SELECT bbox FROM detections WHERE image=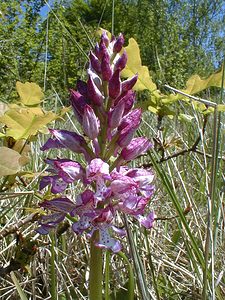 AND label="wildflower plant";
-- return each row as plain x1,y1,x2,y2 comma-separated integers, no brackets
37,32,155,299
